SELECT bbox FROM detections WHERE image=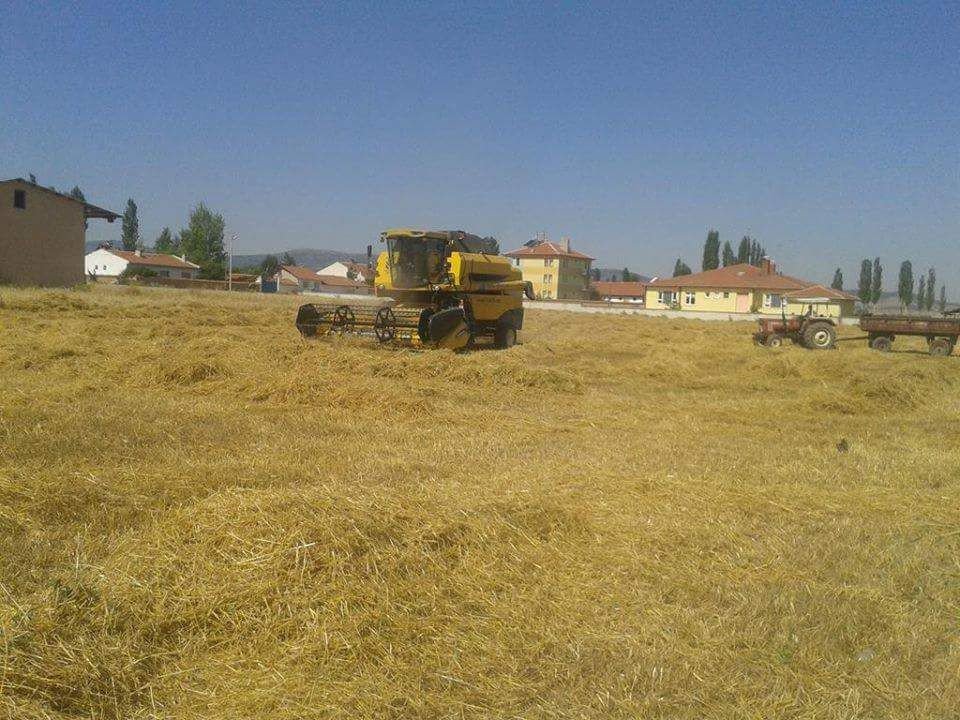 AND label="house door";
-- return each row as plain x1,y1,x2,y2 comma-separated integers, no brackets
736,293,751,312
